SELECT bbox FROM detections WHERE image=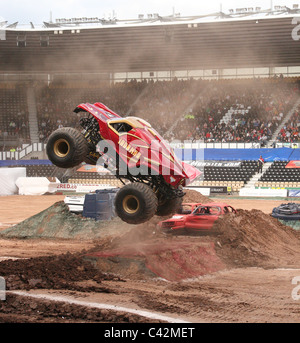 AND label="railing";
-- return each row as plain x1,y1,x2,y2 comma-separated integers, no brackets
0,143,46,160
1,65,300,83
169,141,262,149
0,141,264,161
4,140,298,161
273,142,300,148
